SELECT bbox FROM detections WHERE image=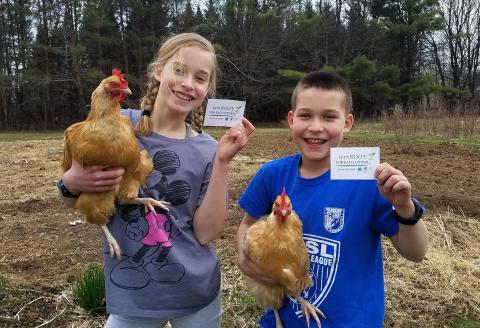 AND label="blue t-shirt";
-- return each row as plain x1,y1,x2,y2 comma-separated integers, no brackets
238,153,400,328
103,109,221,318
